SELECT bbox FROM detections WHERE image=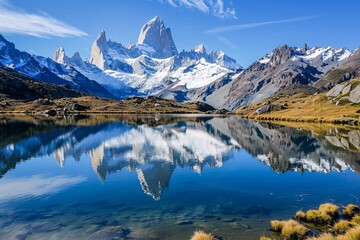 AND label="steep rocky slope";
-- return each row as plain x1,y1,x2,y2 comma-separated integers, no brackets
205,44,355,110
0,35,114,99
0,66,82,101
